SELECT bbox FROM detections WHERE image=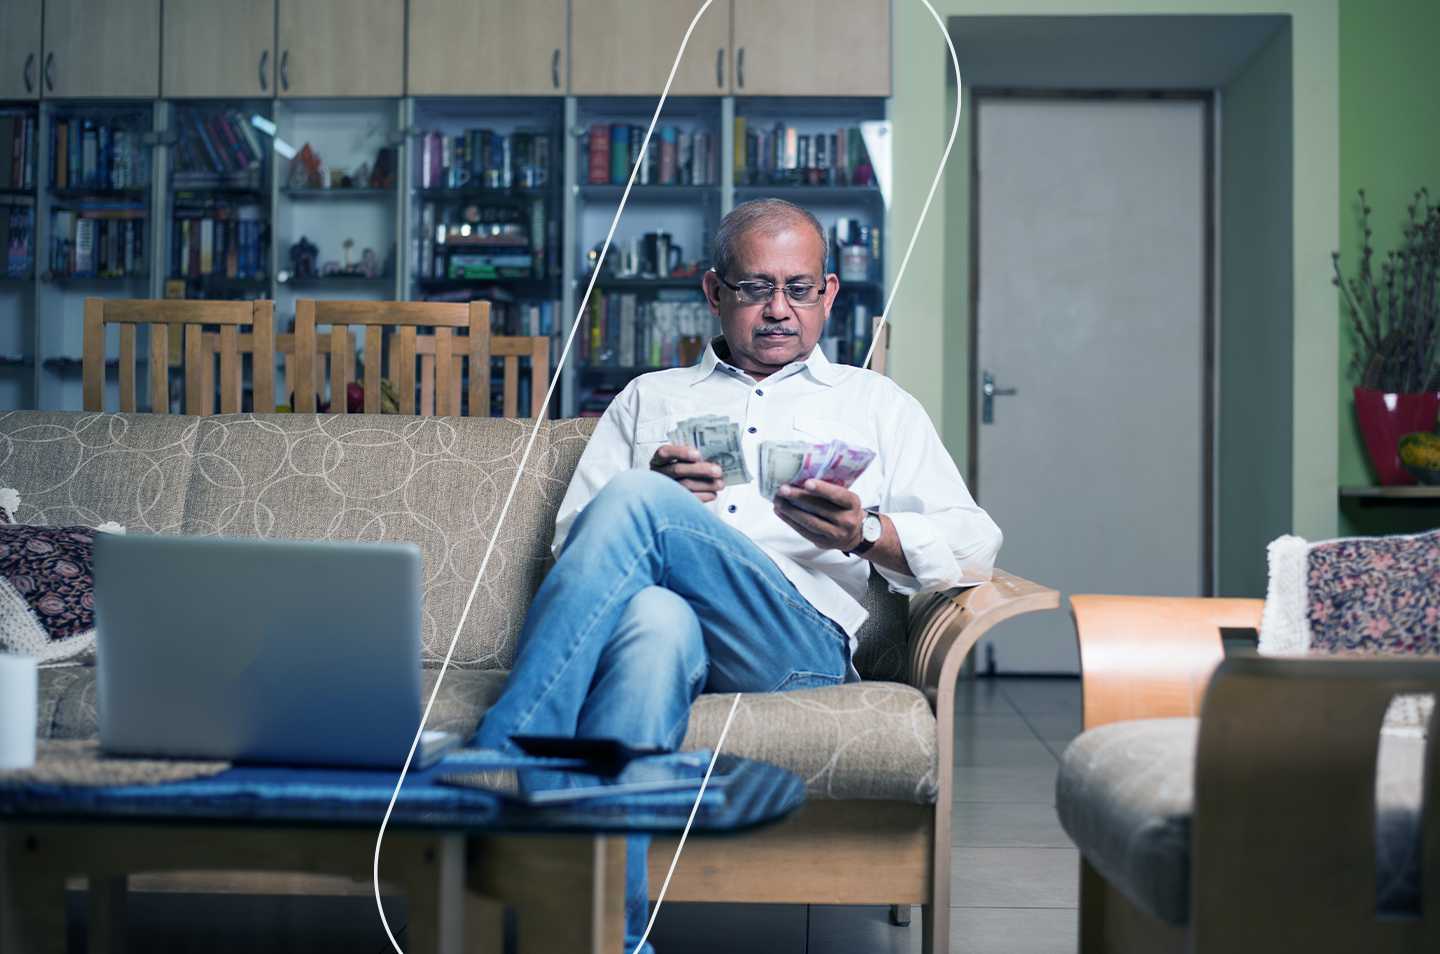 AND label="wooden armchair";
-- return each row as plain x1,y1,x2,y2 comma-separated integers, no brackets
650,570,1061,954
1067,595,1440,954
409,332,551,418
82,298,274,415
200,330,356,413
